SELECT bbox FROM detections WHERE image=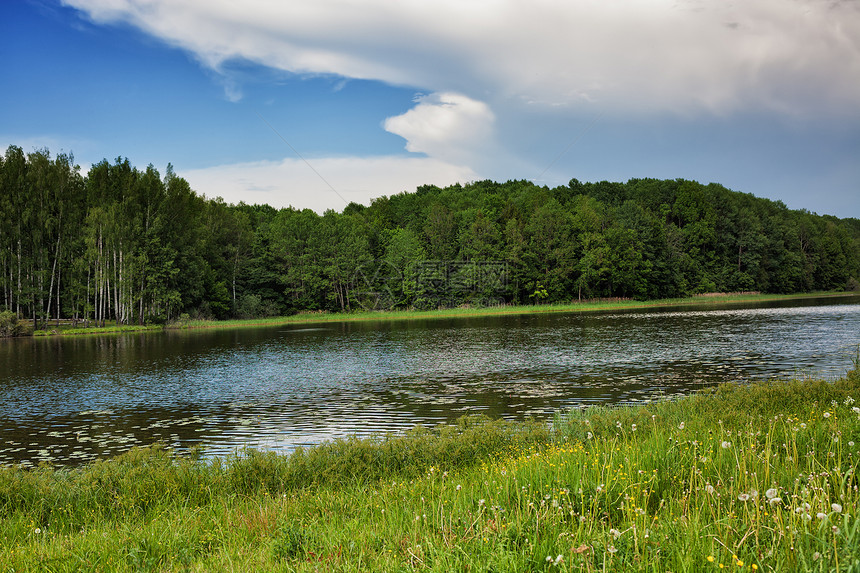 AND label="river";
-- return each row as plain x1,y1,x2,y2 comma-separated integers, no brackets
1,295,859,467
